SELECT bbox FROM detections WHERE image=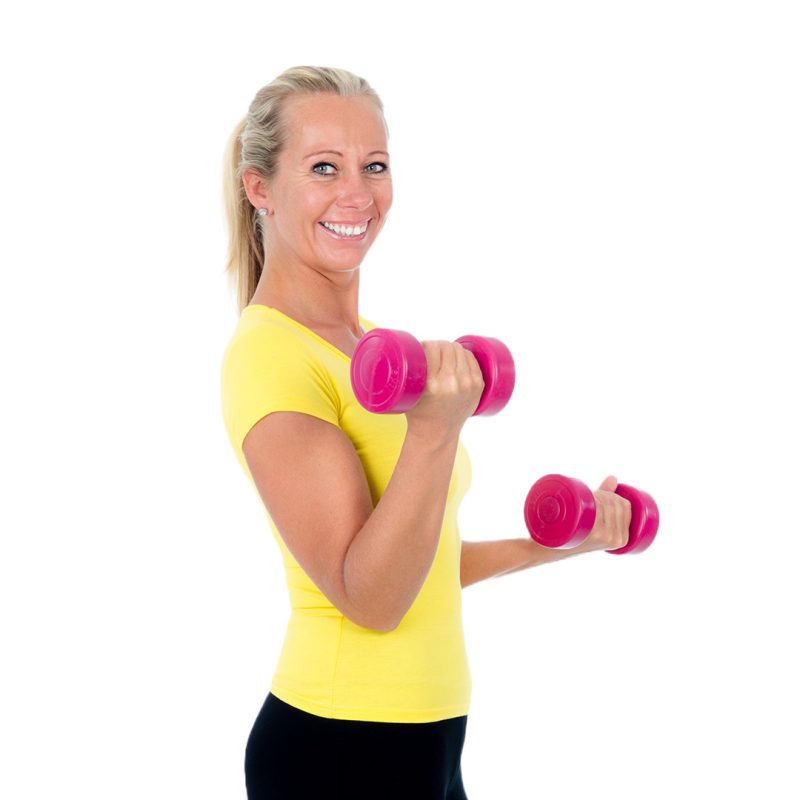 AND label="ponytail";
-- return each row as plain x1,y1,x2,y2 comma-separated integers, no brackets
222,117,264,313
